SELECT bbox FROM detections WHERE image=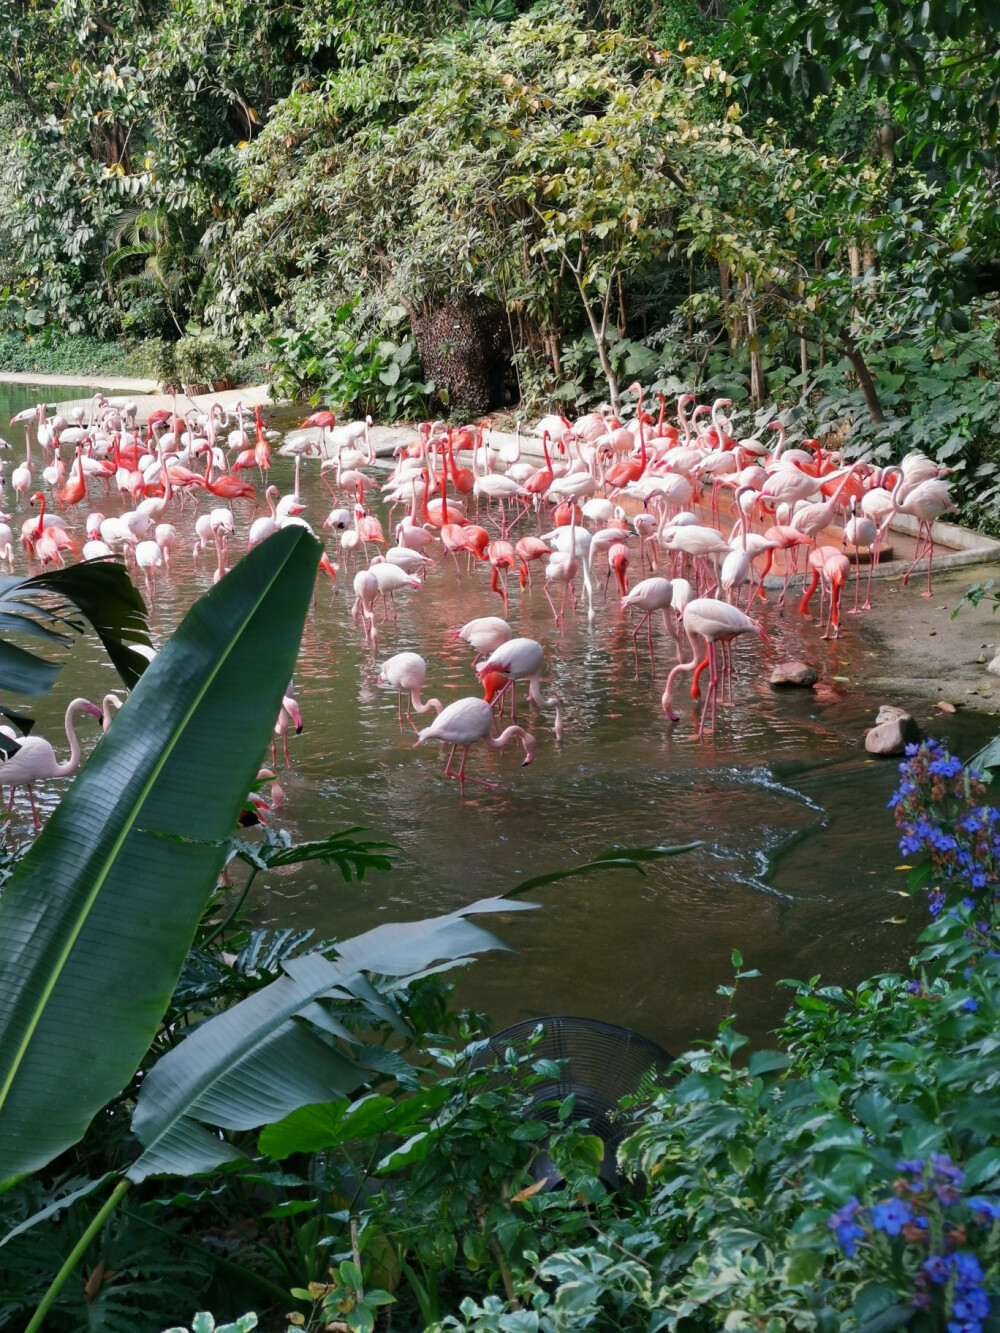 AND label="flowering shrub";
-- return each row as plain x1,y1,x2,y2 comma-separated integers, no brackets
829,1155,1000,1333
890,740,1000,918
